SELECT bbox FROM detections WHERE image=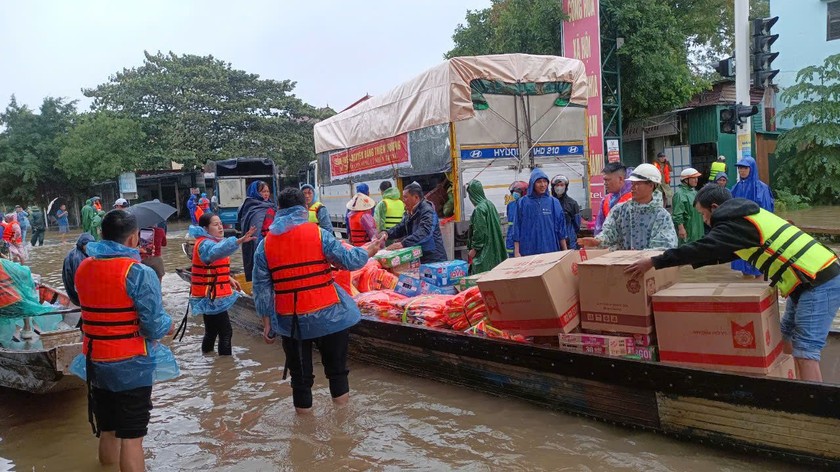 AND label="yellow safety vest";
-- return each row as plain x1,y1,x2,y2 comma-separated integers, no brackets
383,199,405,230
734,209,838,297
308,201,323,224
709,161,727,181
